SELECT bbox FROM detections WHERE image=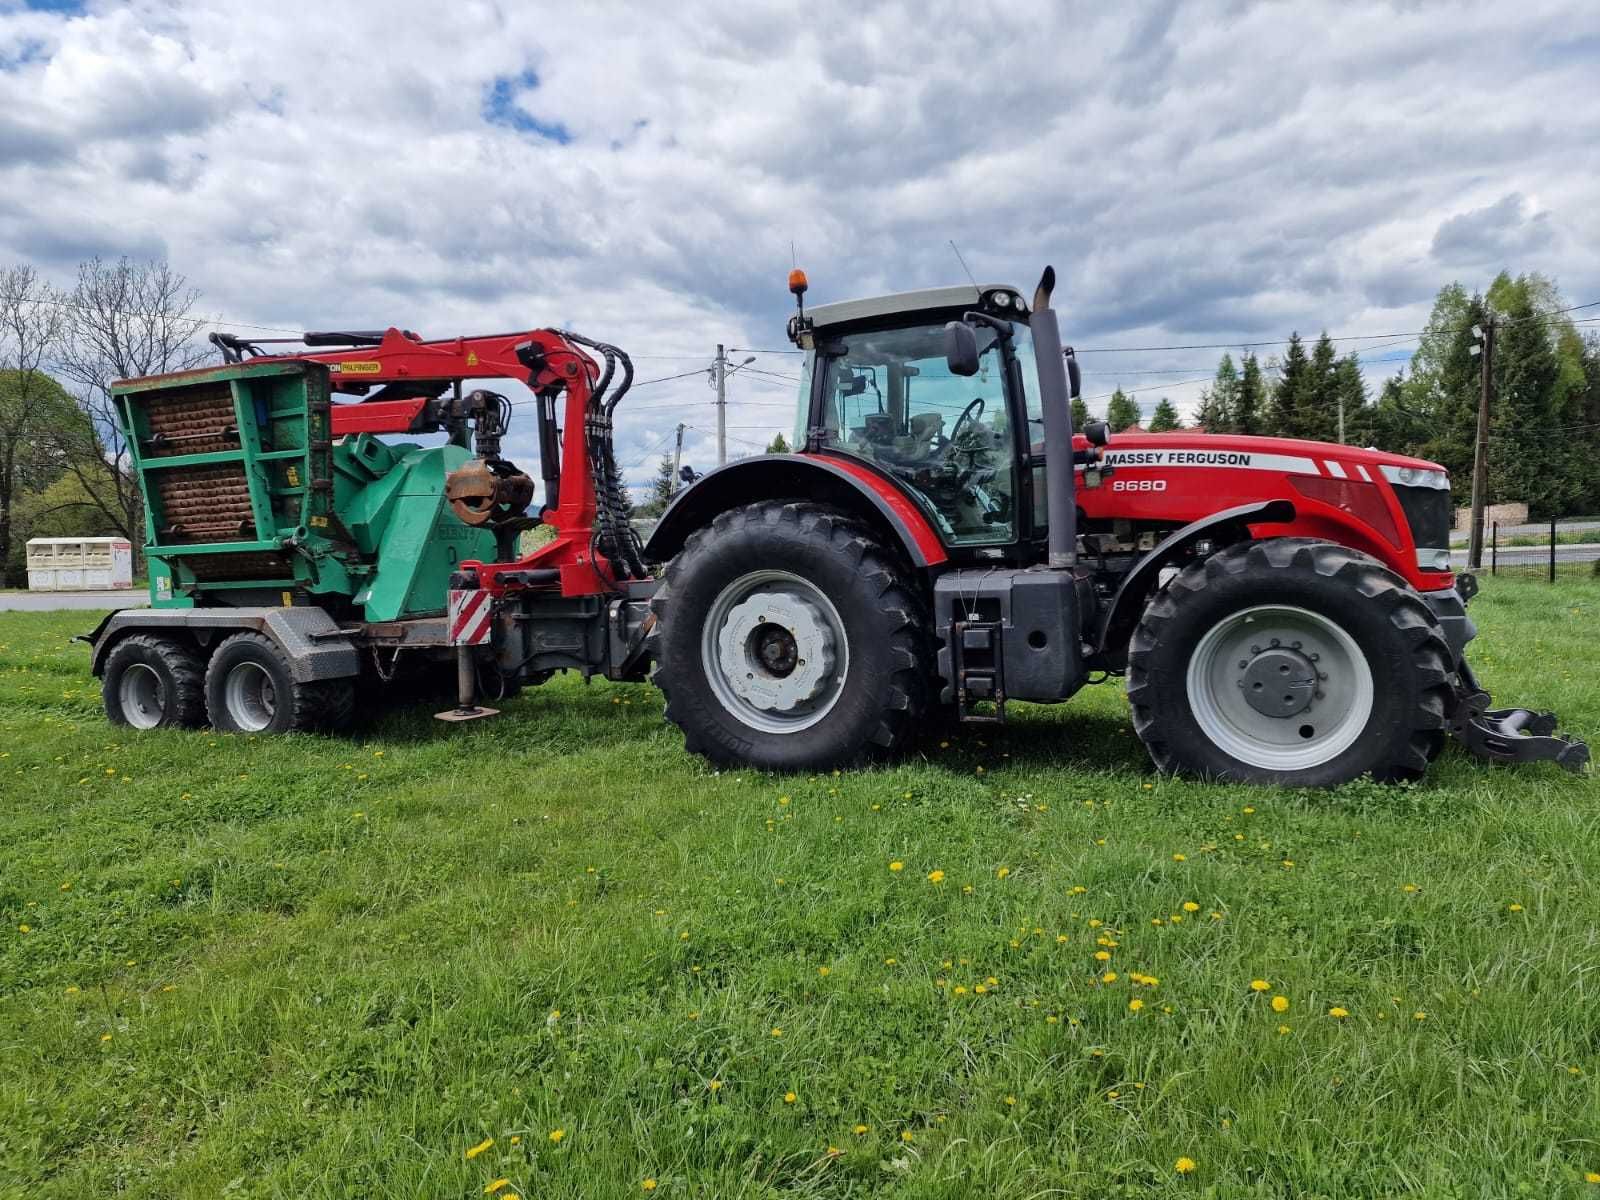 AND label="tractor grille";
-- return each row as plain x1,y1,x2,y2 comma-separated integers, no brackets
1393,484,1452,551
151,464,256,543
141,383,240,457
